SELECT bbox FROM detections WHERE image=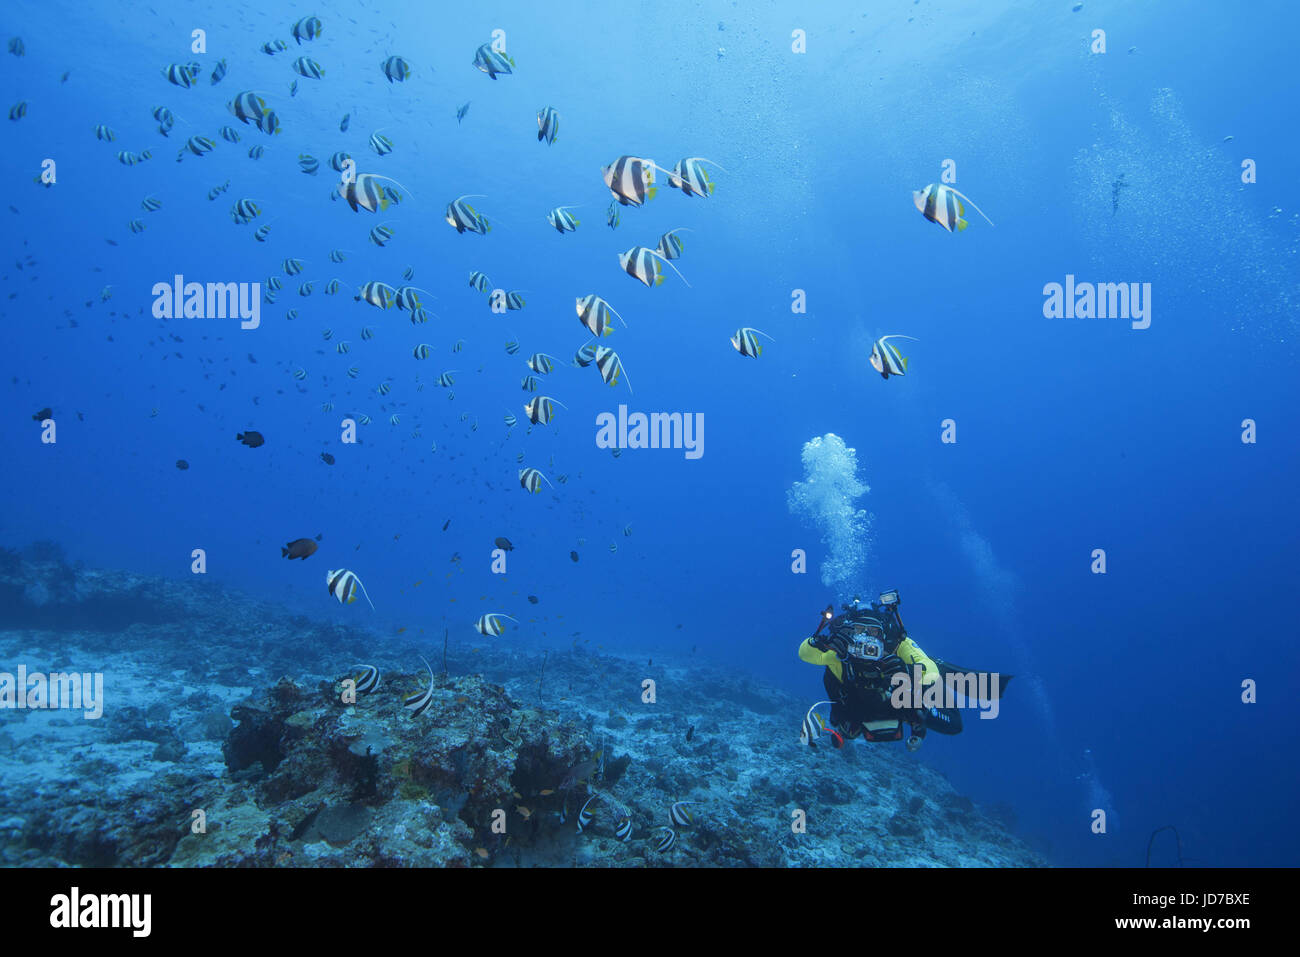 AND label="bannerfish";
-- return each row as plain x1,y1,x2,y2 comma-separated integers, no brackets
327,568,375,609
869,335,918,379
912,183,994,233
